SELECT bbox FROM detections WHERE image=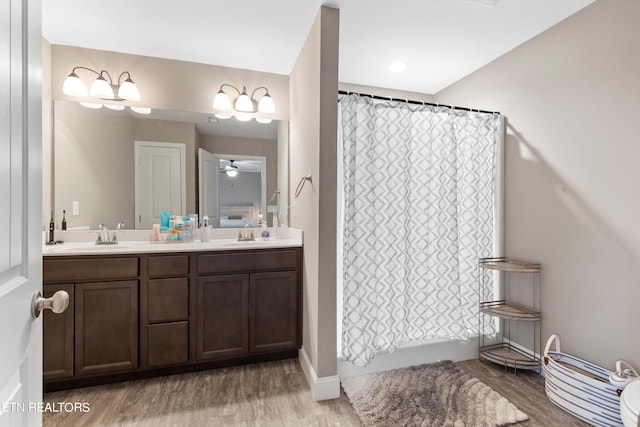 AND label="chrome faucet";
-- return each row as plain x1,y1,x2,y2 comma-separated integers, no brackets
113,222,126,244
237,223,255,241
96,223,120,245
